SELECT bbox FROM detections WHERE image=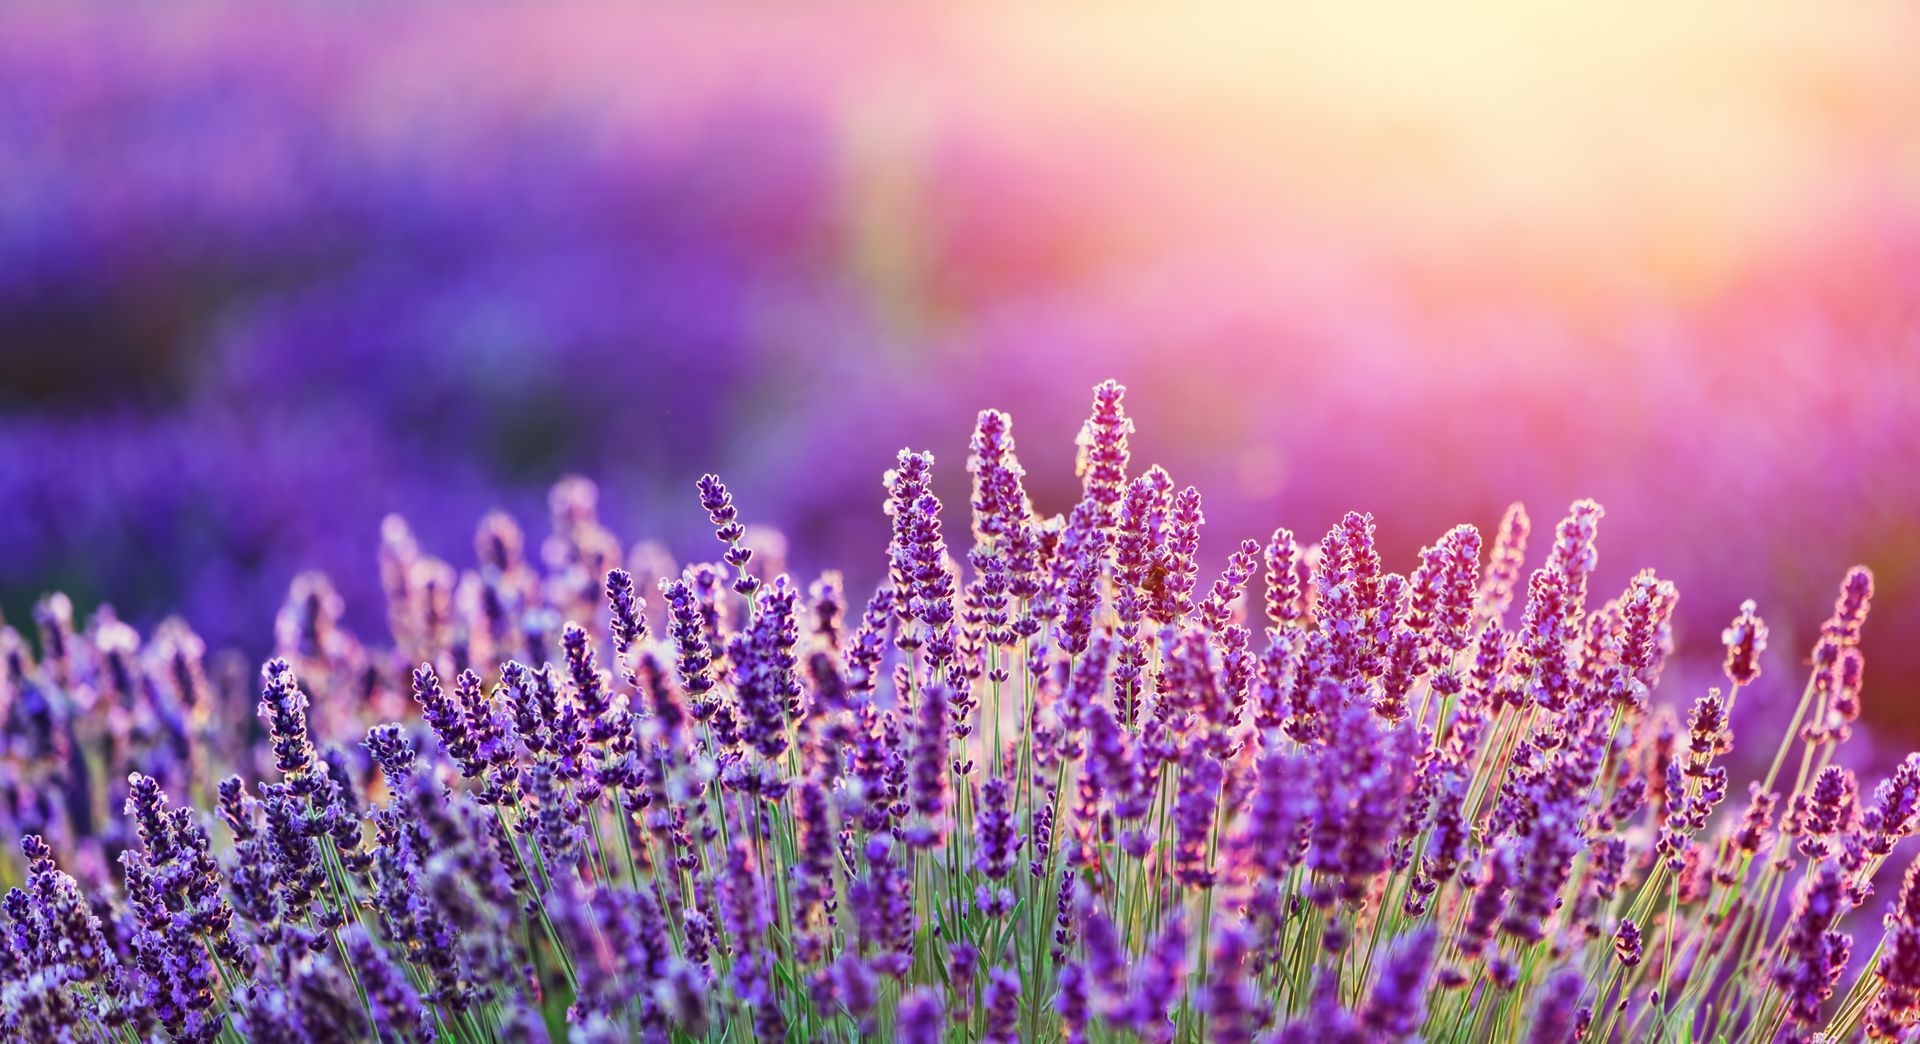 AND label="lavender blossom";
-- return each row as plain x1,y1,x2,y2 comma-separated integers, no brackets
972,776,1021,880
1362,926,1436,1039
0,380,1910,1044
1721,598,1768,687
897,986,945,1044
257,658,317,785
1524,968,1586,1044
1075,379,1132,532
